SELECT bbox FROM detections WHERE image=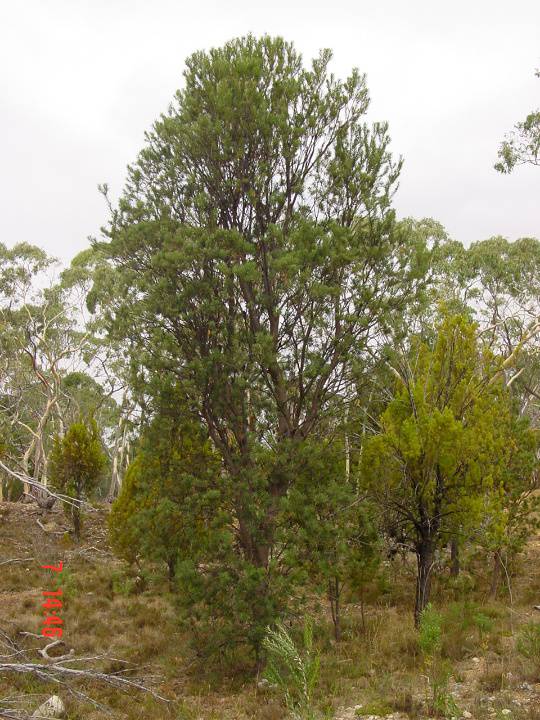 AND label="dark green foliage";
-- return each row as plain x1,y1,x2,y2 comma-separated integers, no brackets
66,33,540,673
110,387,285,657
283,436,380,640
109,386,222,581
